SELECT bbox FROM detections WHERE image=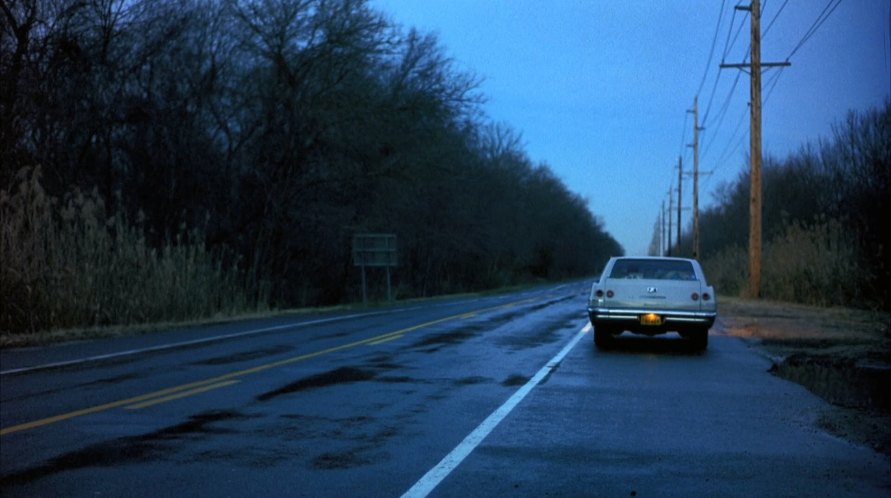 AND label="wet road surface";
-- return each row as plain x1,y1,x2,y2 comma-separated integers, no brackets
1,283,889,497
